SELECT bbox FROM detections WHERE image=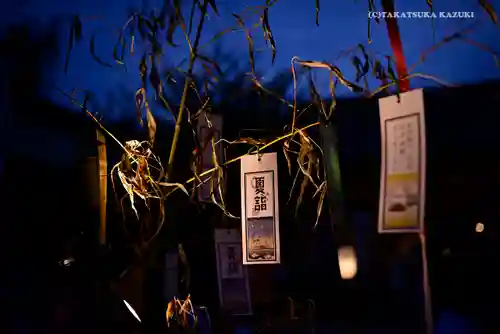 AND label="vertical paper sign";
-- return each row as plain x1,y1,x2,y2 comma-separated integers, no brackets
378,89,426,233
214,229,252,315
197,112,223,202
240,152,281,264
